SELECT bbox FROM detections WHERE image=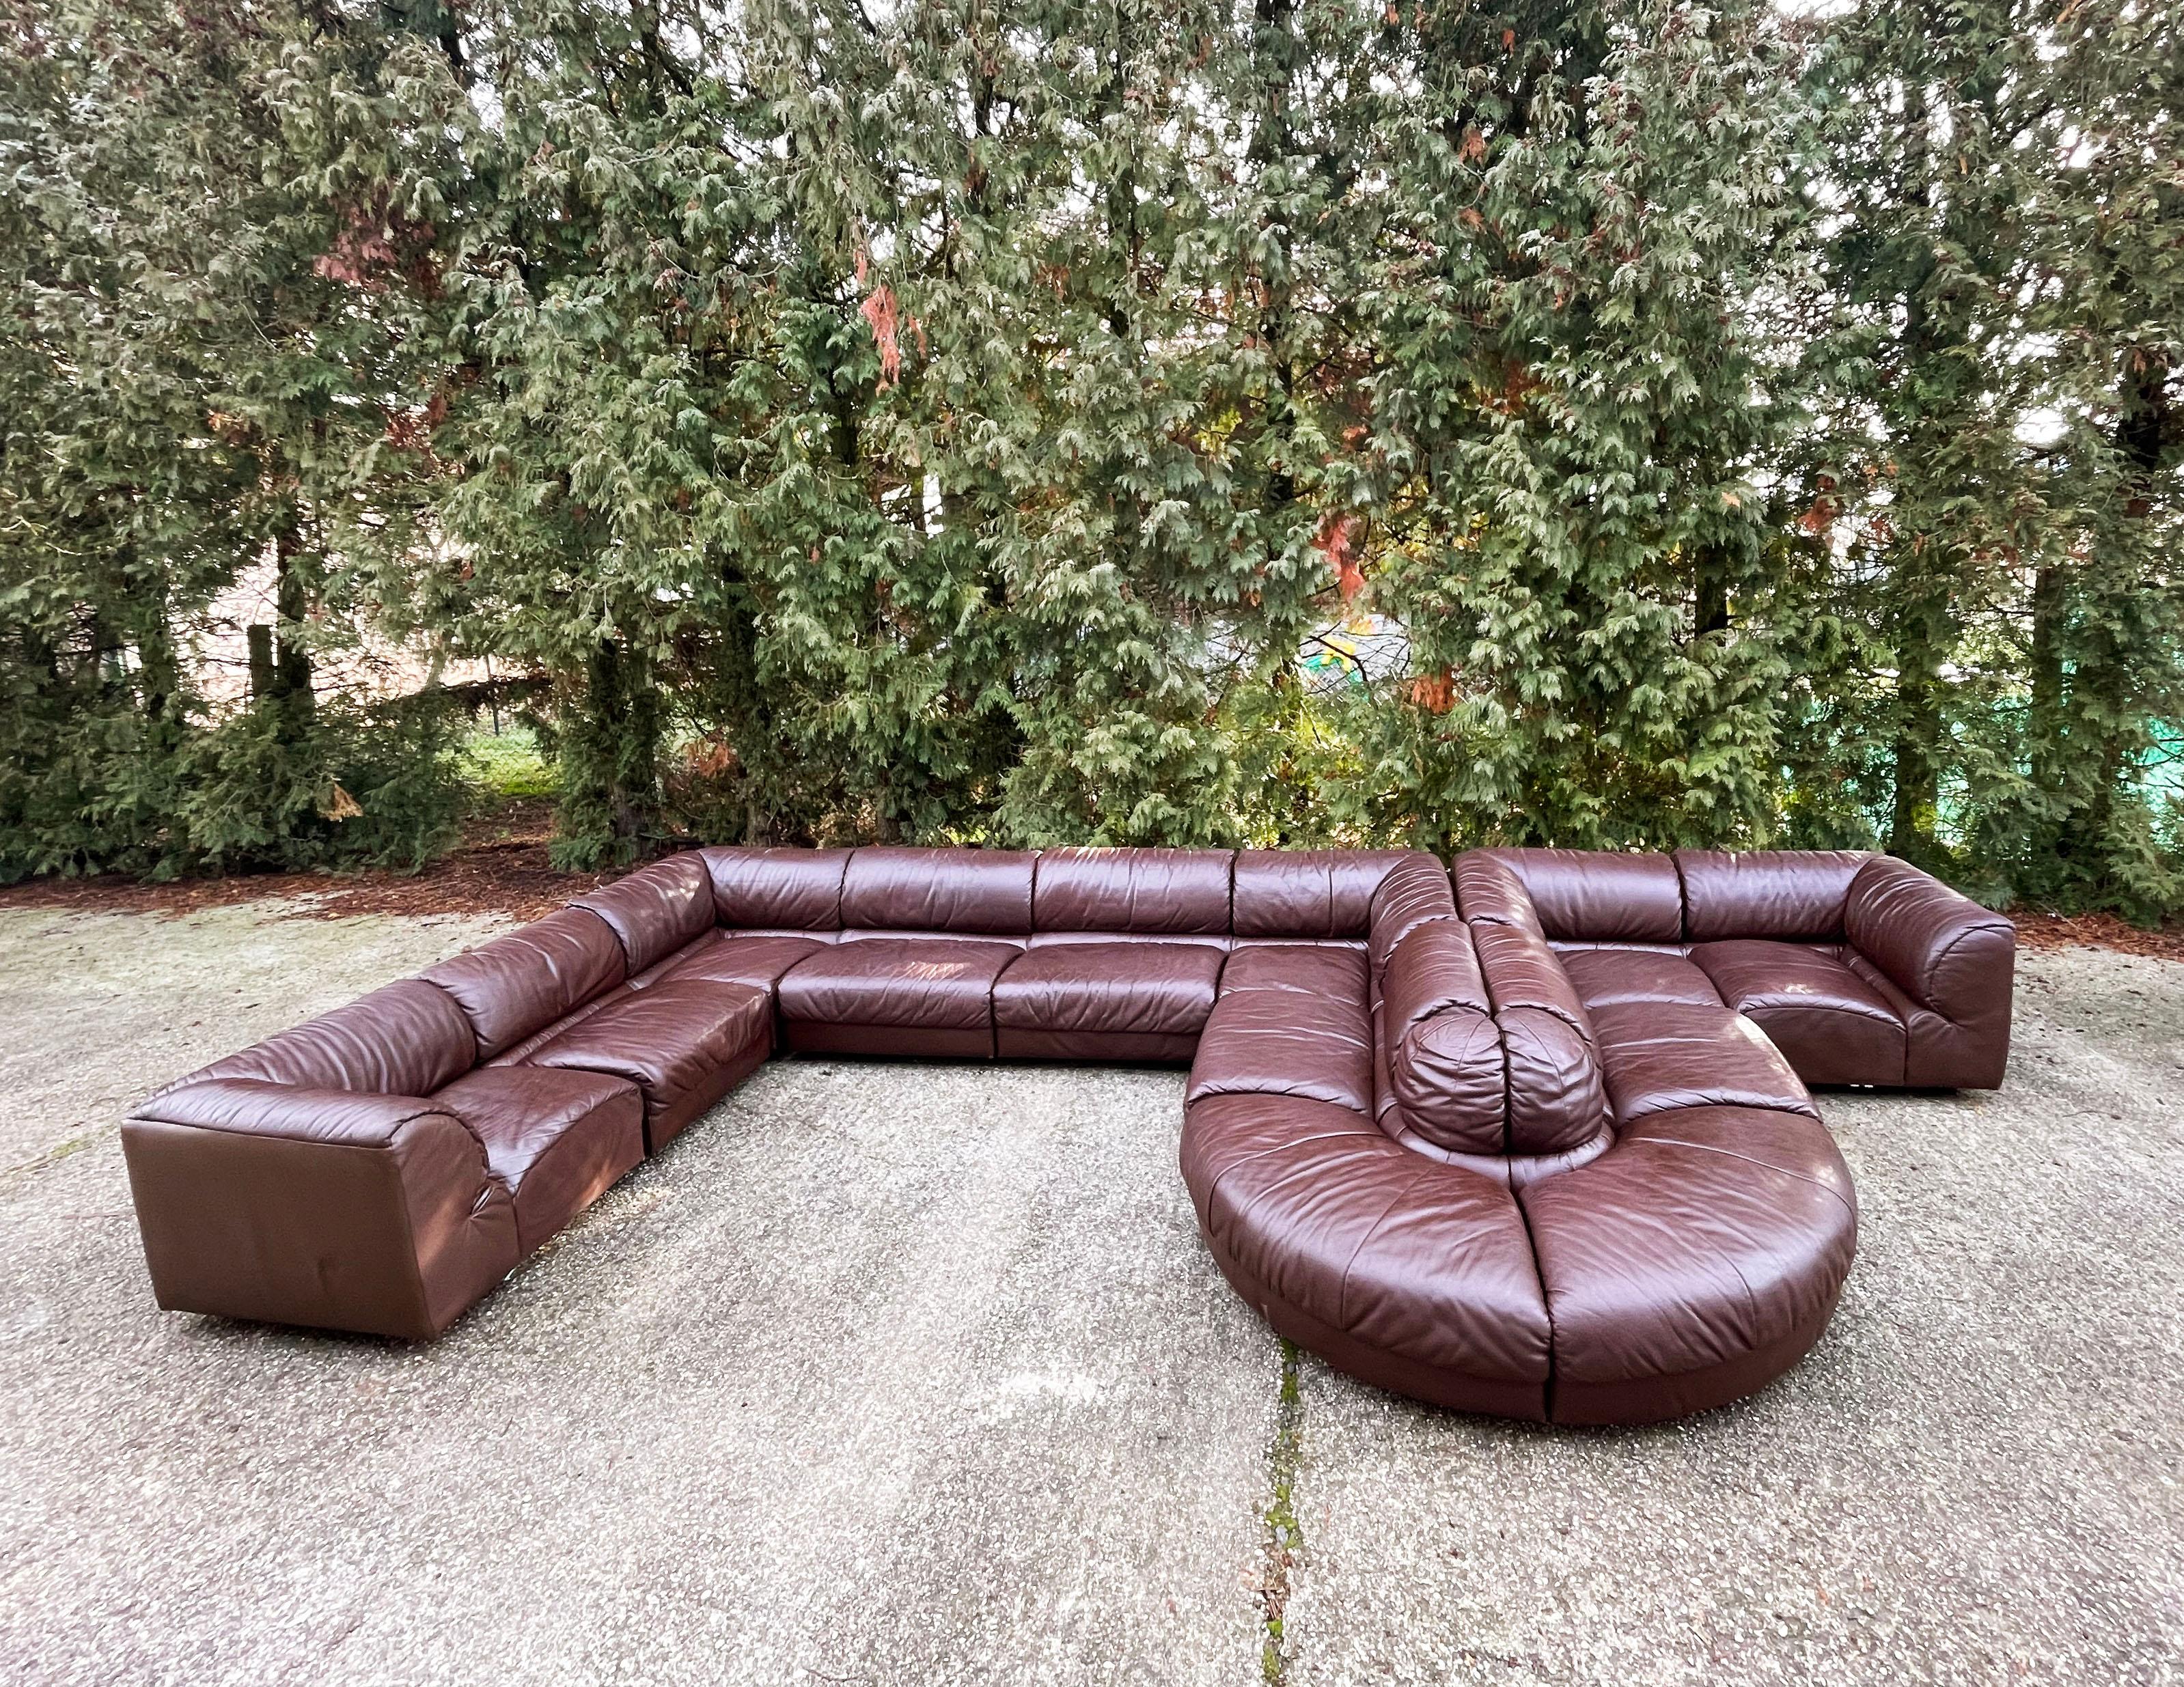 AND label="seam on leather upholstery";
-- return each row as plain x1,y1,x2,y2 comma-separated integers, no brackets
389,1113,473,1336
1635,1134,1857,1216
378,1126,437,1335
565,902,630,967
1743,994,1900,1027
1333,1165,1433,1331
413,972,495,1079
1510,1172,1556,1413
1496,975,1515,1158
381,989,501,1168
129,1090,451,1143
